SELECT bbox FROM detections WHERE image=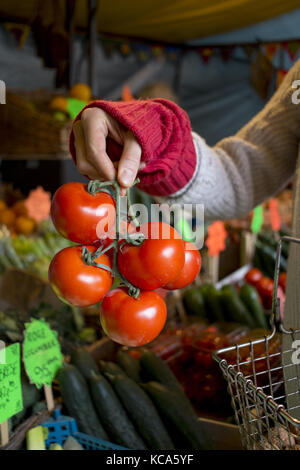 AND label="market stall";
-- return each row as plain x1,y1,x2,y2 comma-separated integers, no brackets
1,0,300,455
